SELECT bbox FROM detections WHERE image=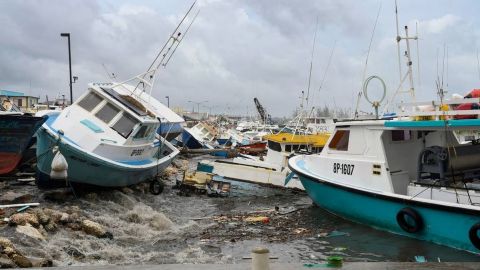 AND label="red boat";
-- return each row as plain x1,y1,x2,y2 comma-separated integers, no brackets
0,113,48,175
236,142,267,155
